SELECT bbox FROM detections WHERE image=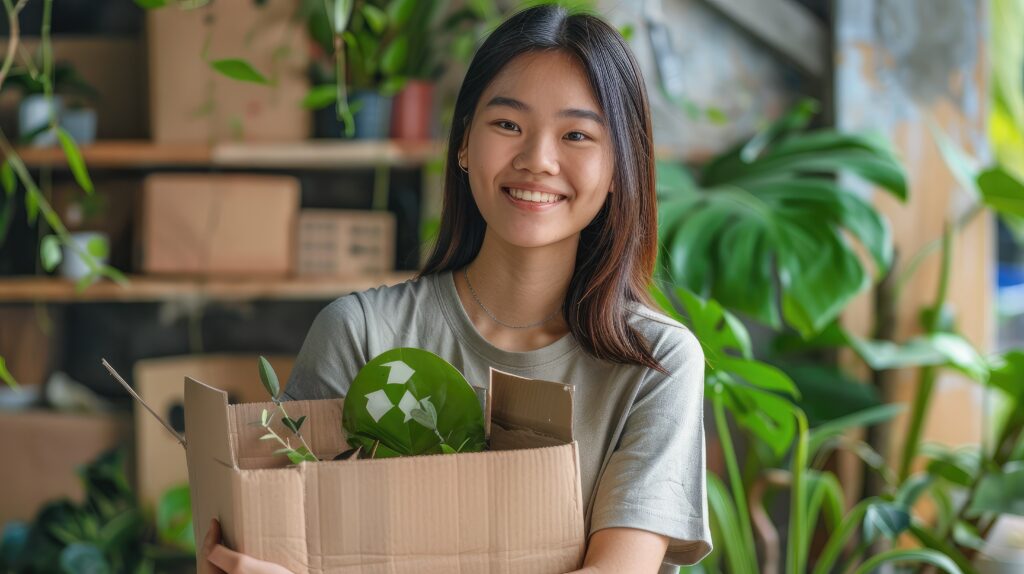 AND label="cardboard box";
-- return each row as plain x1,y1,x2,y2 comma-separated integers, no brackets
0,306,57,387
184,369,585,573
0,410,130,525
147,0,310,144
296,210,396,277
134,355,295,509
139,174,299,276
